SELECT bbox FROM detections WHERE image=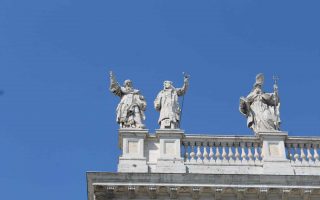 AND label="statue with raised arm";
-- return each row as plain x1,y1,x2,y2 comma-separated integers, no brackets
239,73,280,134
154,74,189,129
109,71,146,129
